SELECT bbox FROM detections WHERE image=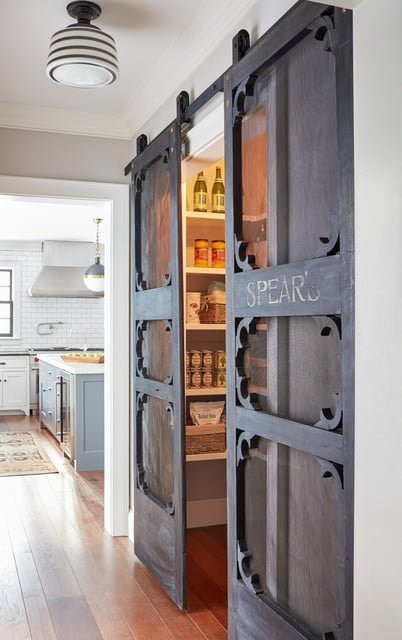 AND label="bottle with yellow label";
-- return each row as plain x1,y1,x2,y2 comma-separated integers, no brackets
212,167,225,213
193,172,207,212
